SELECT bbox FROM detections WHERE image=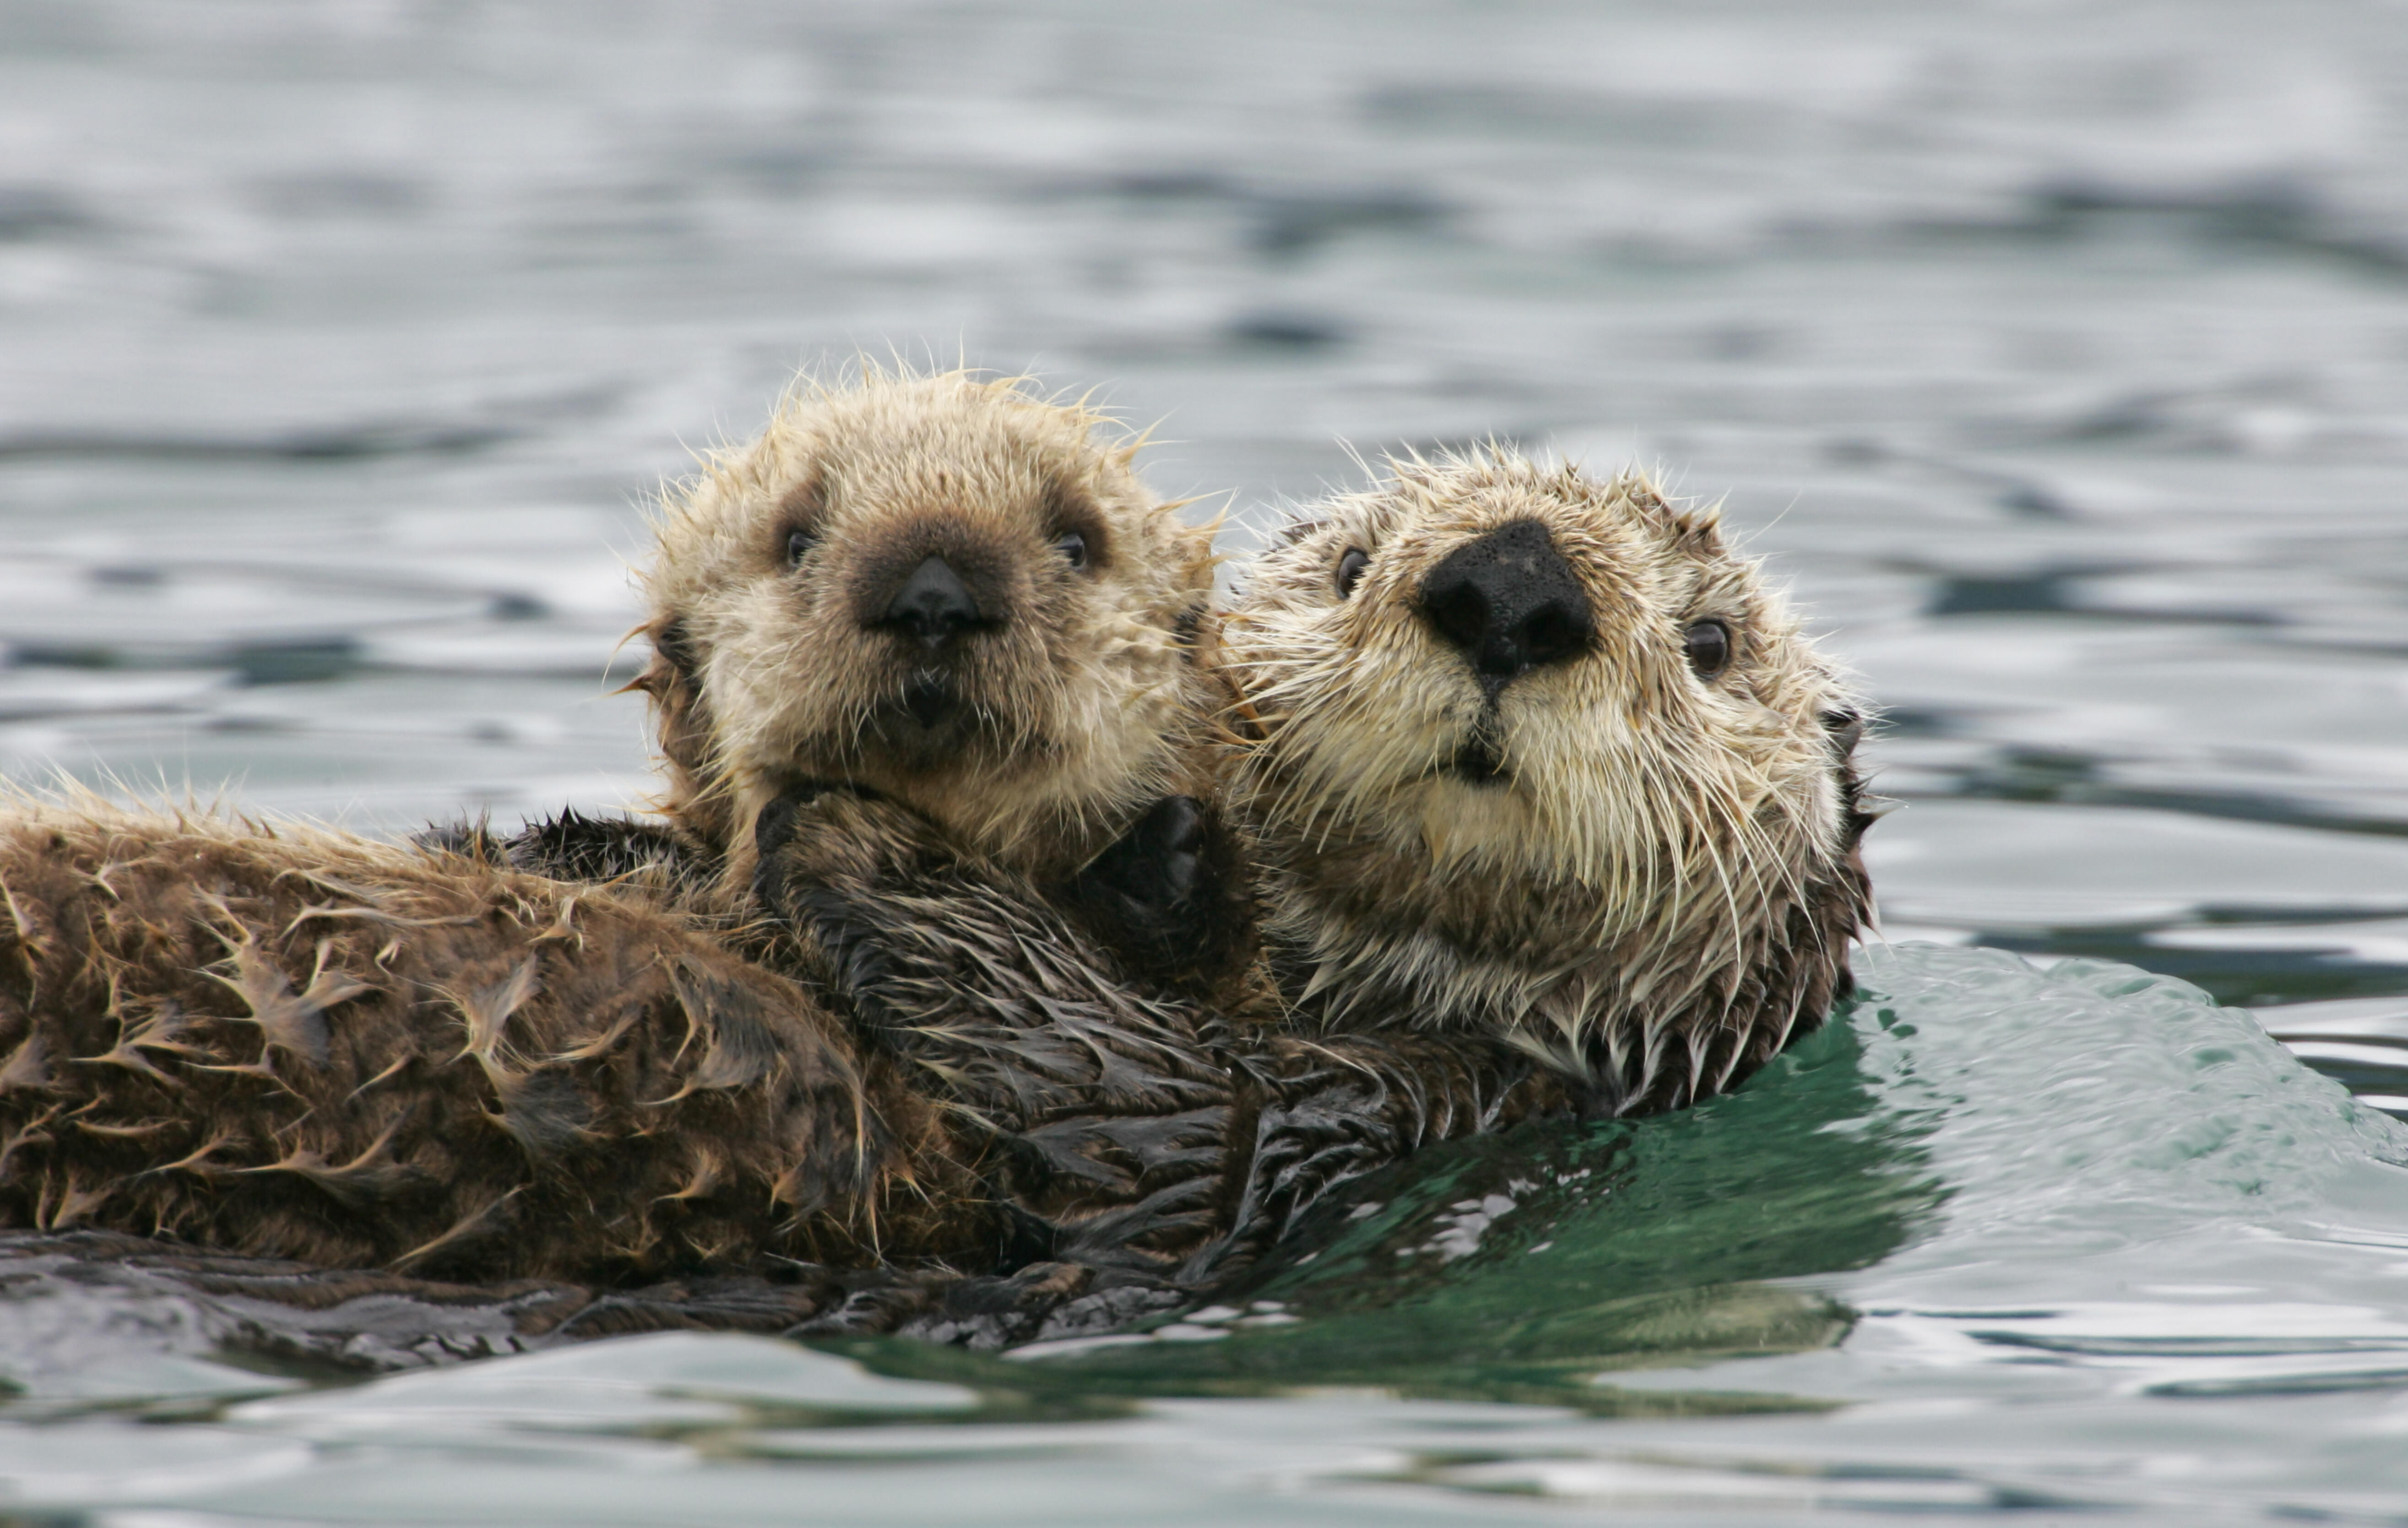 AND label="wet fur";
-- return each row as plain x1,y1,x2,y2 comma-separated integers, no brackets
0,402,1757,1335
1226,450,1875,1115
0,800,997,1283
0,368,1290,1300
751,789,1582,1299
0,788,1562,1315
